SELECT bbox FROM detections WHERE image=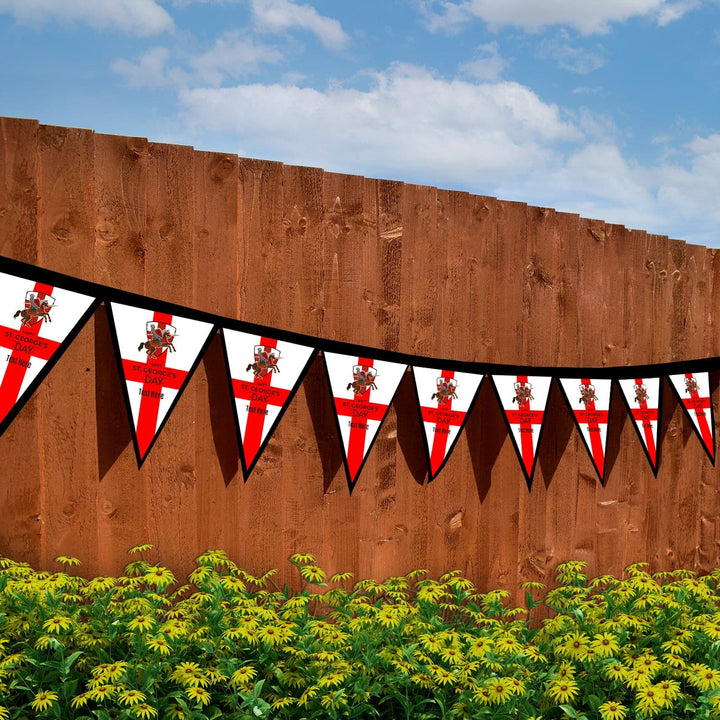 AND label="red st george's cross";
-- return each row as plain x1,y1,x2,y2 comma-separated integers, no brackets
0,282,60,424
630,377,659,467
335,357,388,483
421,370,467,477
232,337,290,469
502,375,545,479
682,372,714,459
121,311,187,459
574,377,610,478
